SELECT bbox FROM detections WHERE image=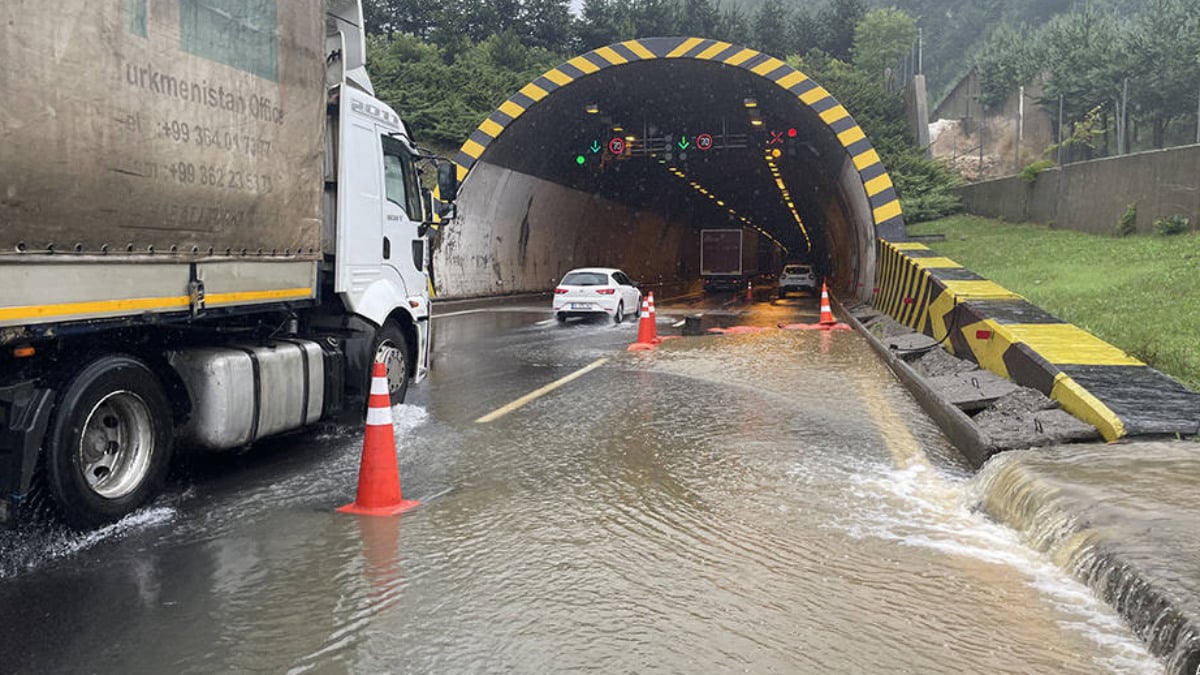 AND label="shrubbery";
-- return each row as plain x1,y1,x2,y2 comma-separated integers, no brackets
1115,203,1137,237
1154,214,1191,236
